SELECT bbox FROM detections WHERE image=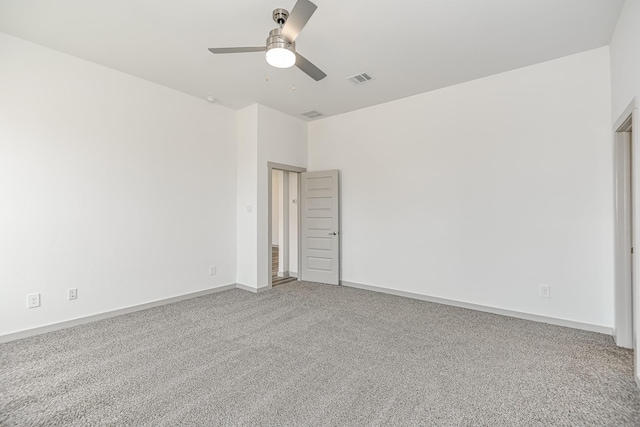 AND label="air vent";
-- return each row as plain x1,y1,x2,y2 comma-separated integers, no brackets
347,72,373,85
302,110,323,119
